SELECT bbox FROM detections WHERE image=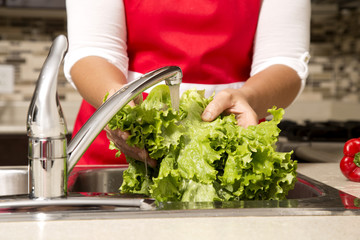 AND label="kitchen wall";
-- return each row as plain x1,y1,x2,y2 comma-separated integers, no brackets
0,1,359,133
286,0,360,121
0,7,80,132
